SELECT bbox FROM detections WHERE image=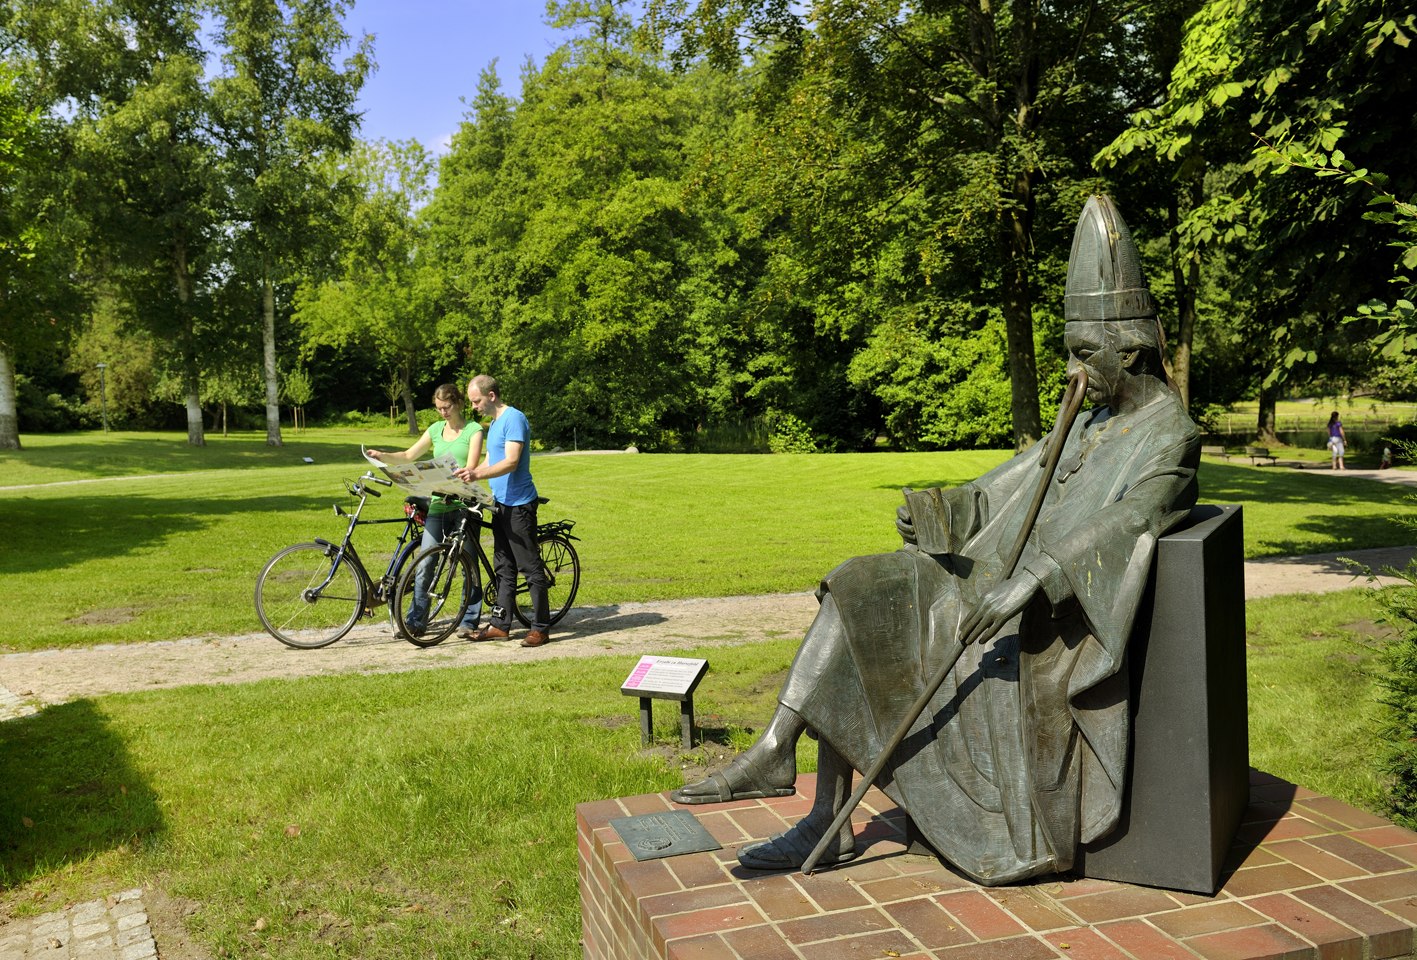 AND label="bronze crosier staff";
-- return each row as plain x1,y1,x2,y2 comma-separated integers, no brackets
801,366,1091,875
